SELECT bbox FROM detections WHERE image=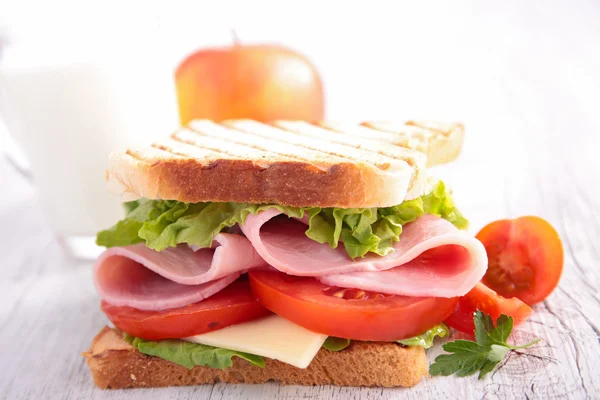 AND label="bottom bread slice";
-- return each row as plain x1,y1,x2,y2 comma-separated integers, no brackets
84,326,428,389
